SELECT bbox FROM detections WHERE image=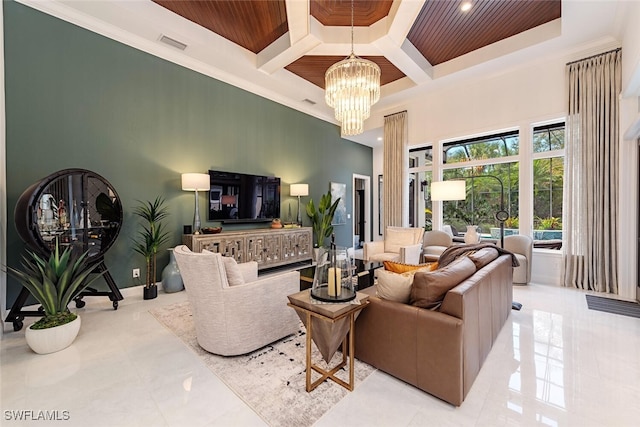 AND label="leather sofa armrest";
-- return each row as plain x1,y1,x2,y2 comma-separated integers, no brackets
363,241,384,261
415,308,464,406
399,243,423,264
355,293,419,384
